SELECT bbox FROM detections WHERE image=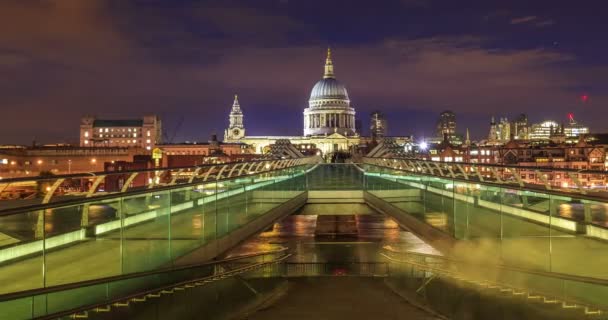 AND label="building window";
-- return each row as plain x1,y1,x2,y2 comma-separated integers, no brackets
84,131,89,137
1,159,7,165
105,128,109,132
147,130,151,137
